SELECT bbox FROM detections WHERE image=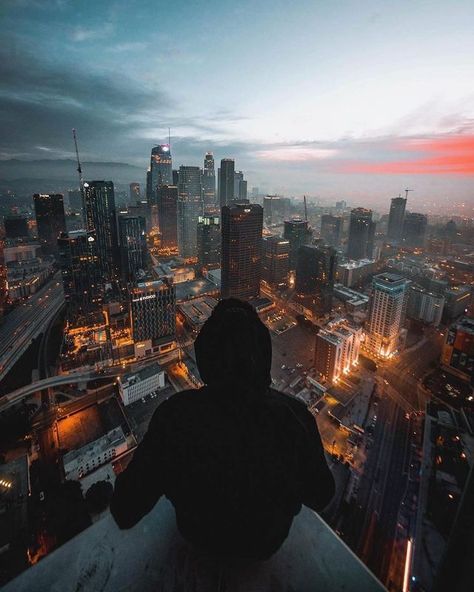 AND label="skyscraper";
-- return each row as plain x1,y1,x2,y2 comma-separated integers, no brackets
130,278,176,349
387,196,407,241
177,166,203,258
84,181,118,281
402,212,427,247
33,193,66,256
118,215,147,282
262,236,290,288
234,171,247,200
346,208,375,260
219,158,235,208
149,145,172,203
4,215,29,239
157,185,178,252
197,215,221,267
320,214,342,247
57,230,102,319
366,272,409,358
221,203,263,300
202,152,216,207
283,219,313,269
129,182,141,202
295,244,337,314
